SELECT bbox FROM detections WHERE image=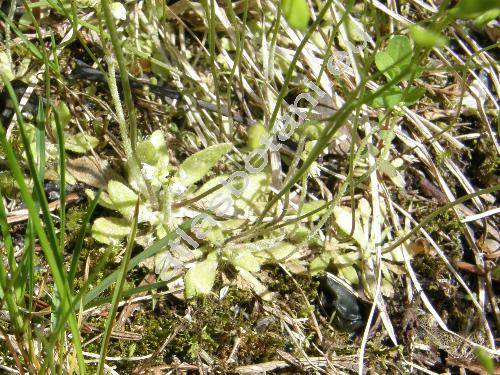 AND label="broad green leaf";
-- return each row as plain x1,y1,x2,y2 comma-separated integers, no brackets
309,252,331,276
136,140,157,165
184,256,218,298
137,130,169,168
178,143,232,187
370,86,424,108
108,180,138,217
247,122,269,150
196,172,270,216
409,25,448,48
255,242,301,263
283,223,309,242
292,120,326,142
86,188,115,210
91,217,130,245
54,102,71,127
282,0,310,31
370,87,404,108
224,246,261,273
333,206,367,250
402,86,425,105
375,35,412,81
338,265,359,286
295,200,326,221
65,133,99,154
332,251,359,266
